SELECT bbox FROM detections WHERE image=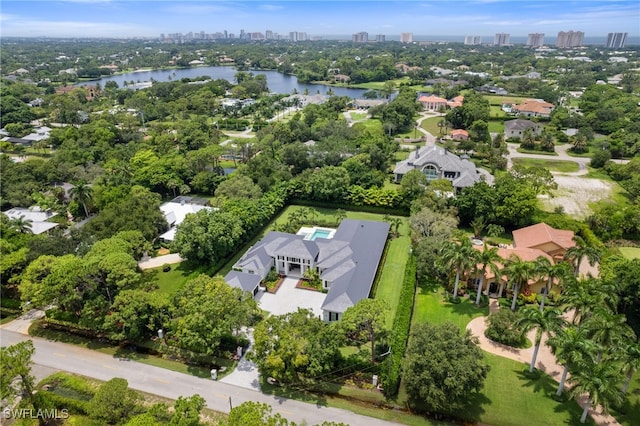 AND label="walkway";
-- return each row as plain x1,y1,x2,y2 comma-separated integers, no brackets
467,301,620,426
219,327,261,391
137,253,184,270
